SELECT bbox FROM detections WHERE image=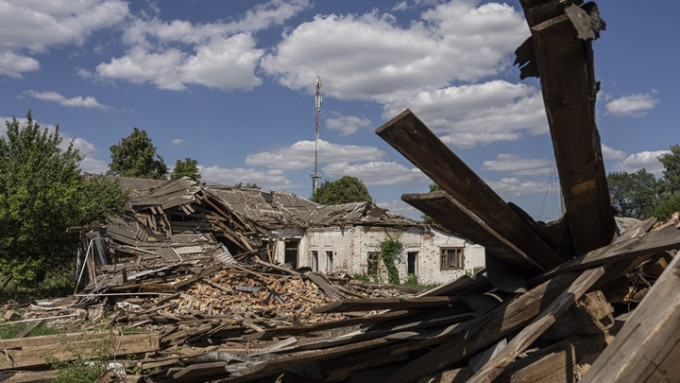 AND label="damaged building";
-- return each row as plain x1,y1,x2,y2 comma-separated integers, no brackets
89,176,484,287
